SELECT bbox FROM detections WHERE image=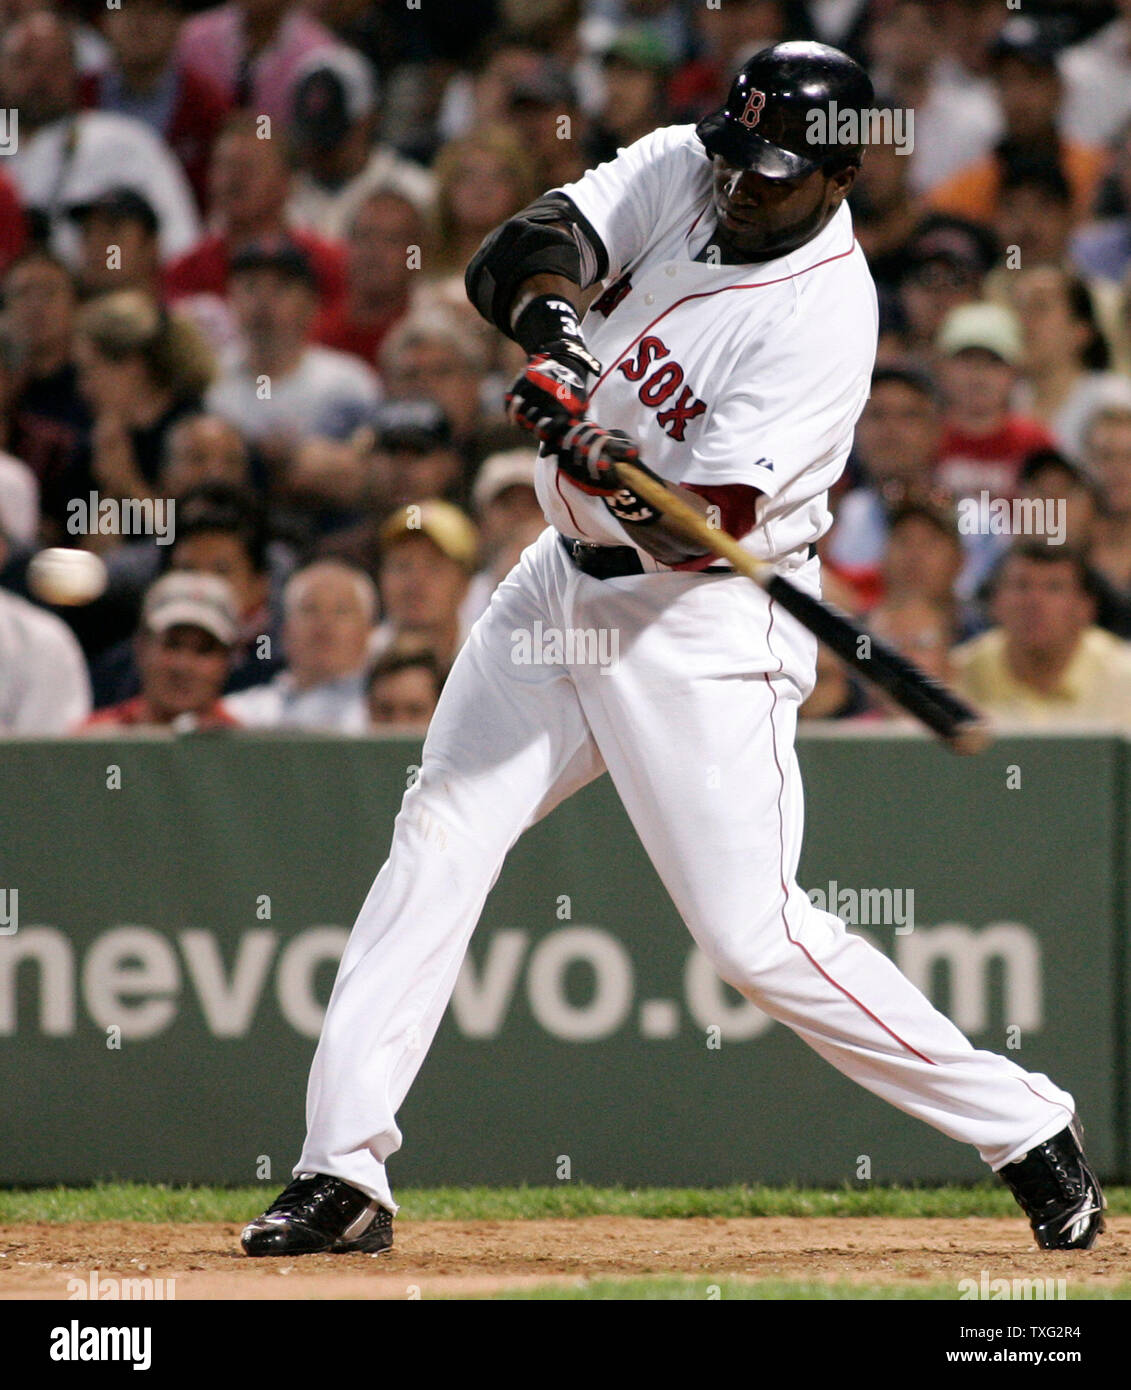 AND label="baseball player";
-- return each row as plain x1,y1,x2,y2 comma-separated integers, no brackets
242,43,1104,1258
